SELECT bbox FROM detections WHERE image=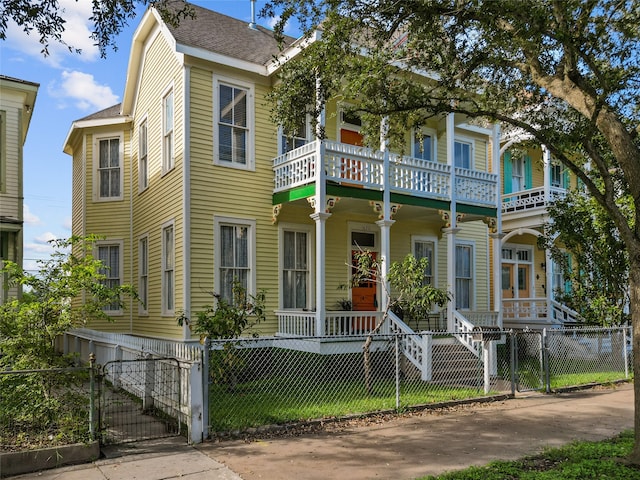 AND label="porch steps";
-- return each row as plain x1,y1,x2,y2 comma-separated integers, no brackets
429,343,483,387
